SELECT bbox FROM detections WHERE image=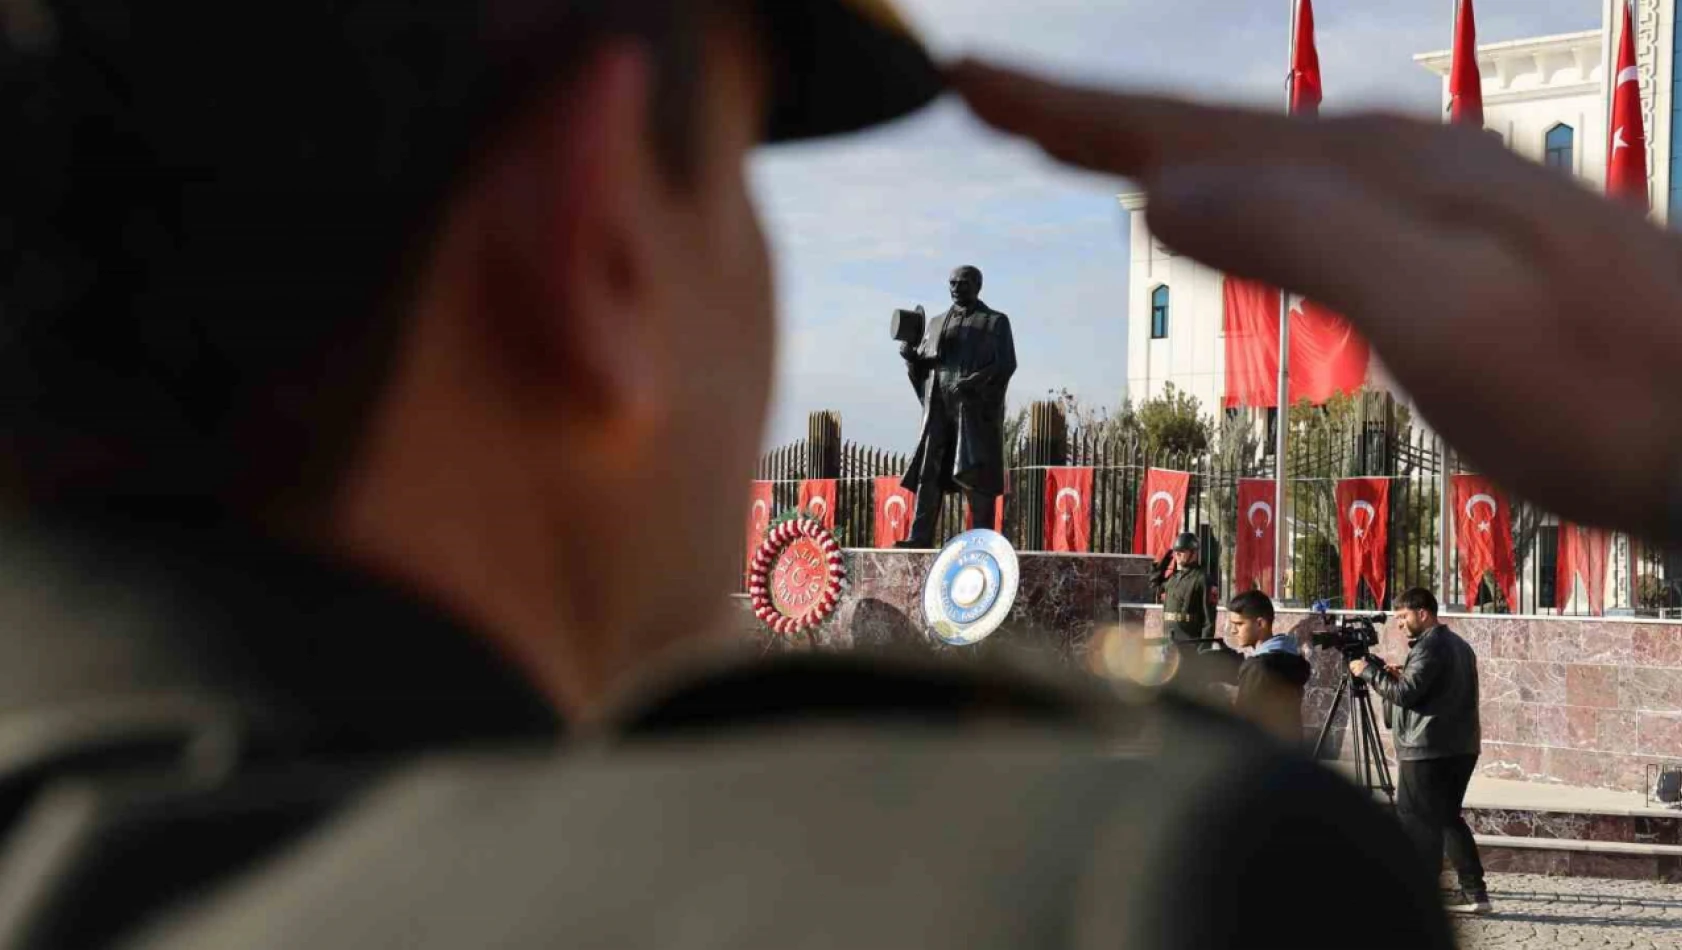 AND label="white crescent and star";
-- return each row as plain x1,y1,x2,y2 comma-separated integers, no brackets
806,496,829,520
1247,501,1274,539
1614,67,1642,153
1348,500,1376,539
1465,493,1498,533
1148,490,1177,528
1056,487,1083,523
884,495,907,530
